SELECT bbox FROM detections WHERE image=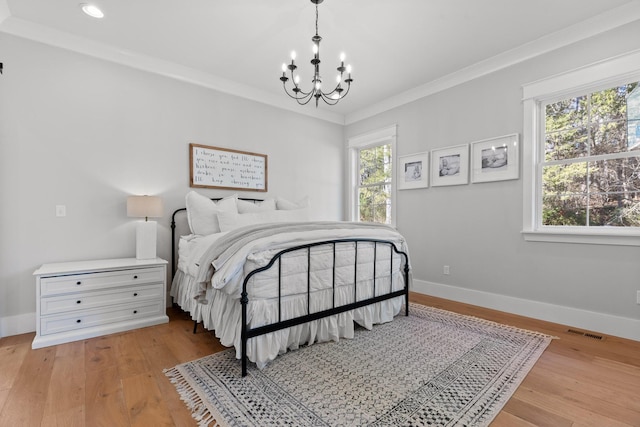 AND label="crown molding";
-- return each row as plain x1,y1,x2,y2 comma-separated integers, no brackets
0,16,345,125
345,1,640,125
